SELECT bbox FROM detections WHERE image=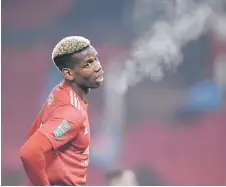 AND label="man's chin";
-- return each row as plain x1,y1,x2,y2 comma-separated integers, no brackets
90,82,103,89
